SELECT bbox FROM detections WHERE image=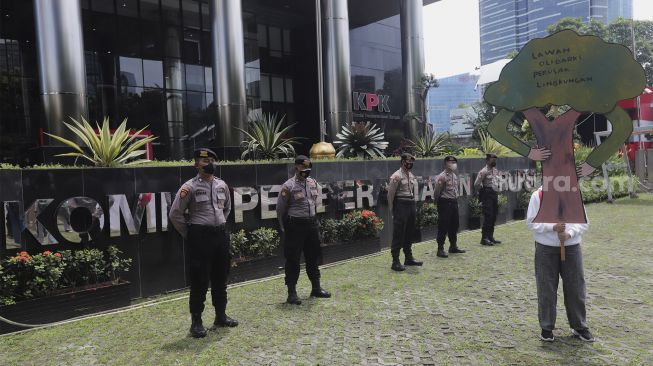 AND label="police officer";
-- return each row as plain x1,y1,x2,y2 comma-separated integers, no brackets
387,153,423,271
169,148,238,338
276,155,331,305
475,153,502,246
434,156,466,258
